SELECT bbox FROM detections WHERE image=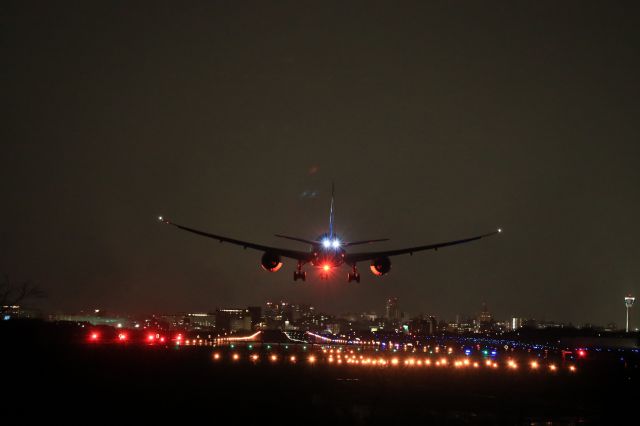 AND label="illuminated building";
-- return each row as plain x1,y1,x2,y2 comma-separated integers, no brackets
408,315,437,335
247,306,262,328
477,302,492,332
215,309,248,332
511,317,524,330
2,305,41,320
185,313,216,330
385,297,401,324
49,312,129,327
